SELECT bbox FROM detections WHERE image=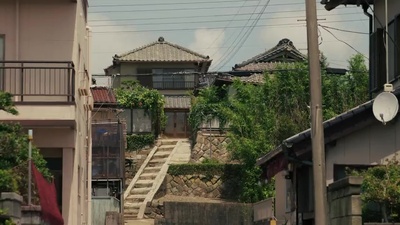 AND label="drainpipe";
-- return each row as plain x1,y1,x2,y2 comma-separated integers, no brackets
15,0,19,60
86,26,92,225
363,3,373,99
